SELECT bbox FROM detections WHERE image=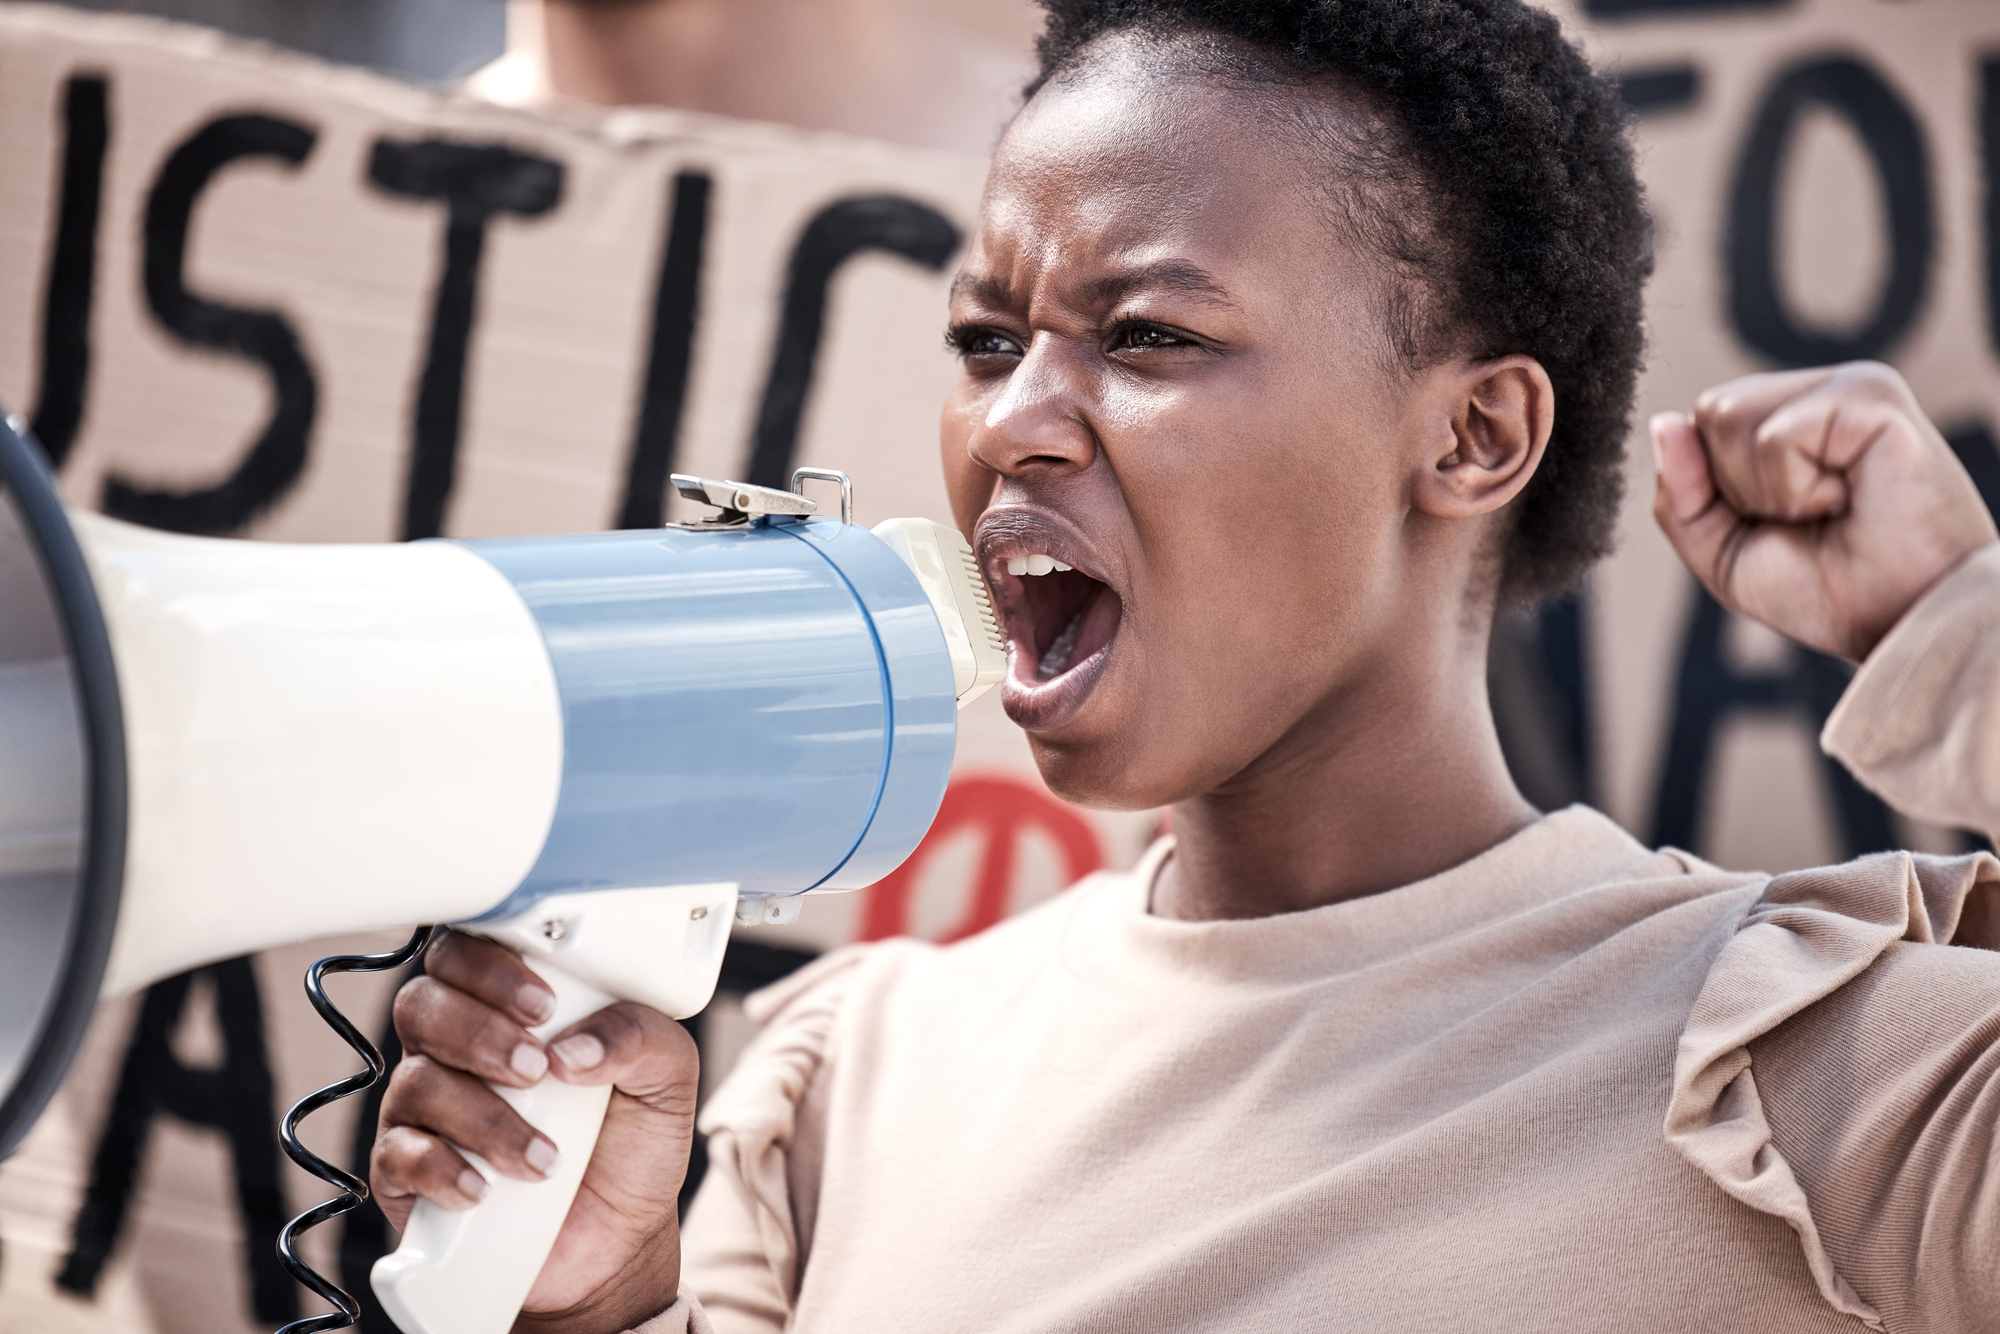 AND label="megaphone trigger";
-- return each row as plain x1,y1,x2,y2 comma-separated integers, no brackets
371,882,734,1334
